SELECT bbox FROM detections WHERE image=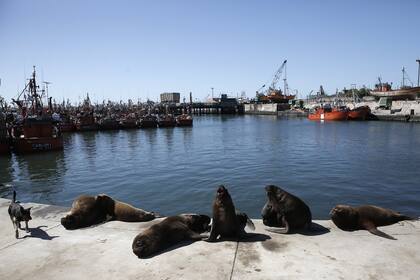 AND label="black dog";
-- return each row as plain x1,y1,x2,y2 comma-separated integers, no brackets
8,191,32,238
